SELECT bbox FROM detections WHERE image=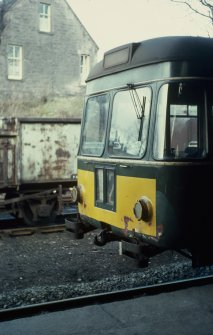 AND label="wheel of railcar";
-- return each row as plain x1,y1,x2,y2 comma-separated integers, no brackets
20,197,58,226
5,192,18,209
